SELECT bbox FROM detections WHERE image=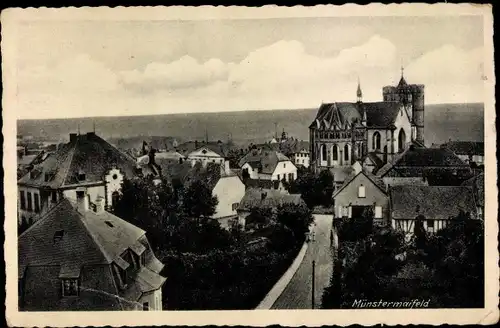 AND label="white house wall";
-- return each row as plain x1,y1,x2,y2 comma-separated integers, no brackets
138,288,162,311
212,176,246,219
272,160,297,181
